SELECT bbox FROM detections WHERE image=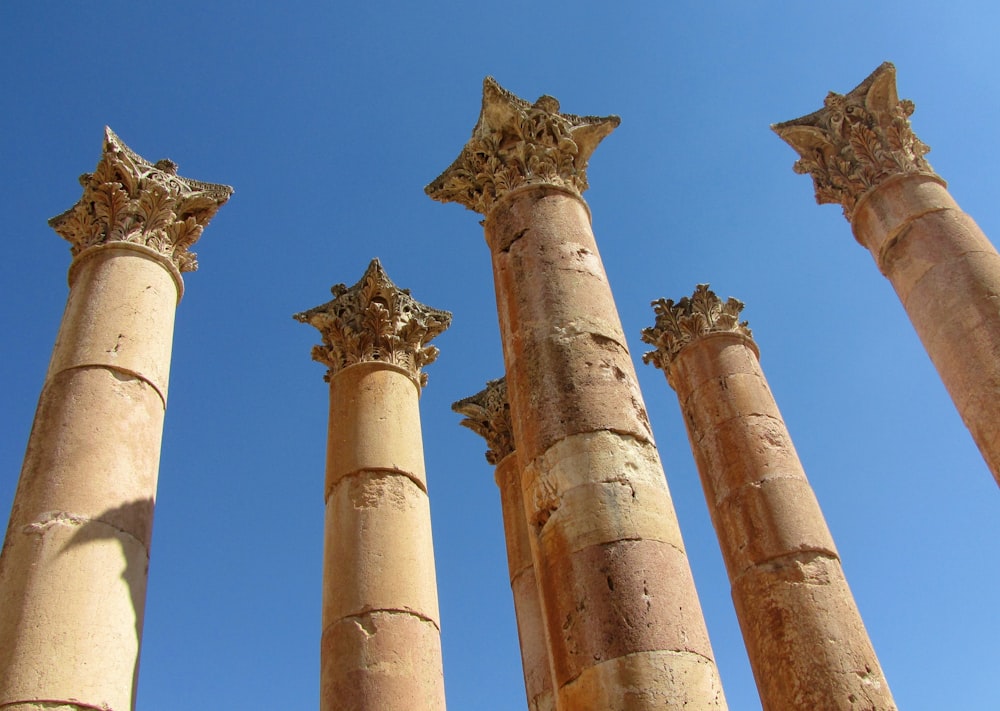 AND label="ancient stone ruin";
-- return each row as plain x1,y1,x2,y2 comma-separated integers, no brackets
3,62,997,710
